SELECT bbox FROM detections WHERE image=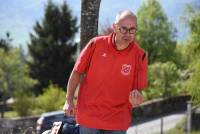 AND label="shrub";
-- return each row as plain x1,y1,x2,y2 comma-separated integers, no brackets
36,84,66,112
13,91,36,117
